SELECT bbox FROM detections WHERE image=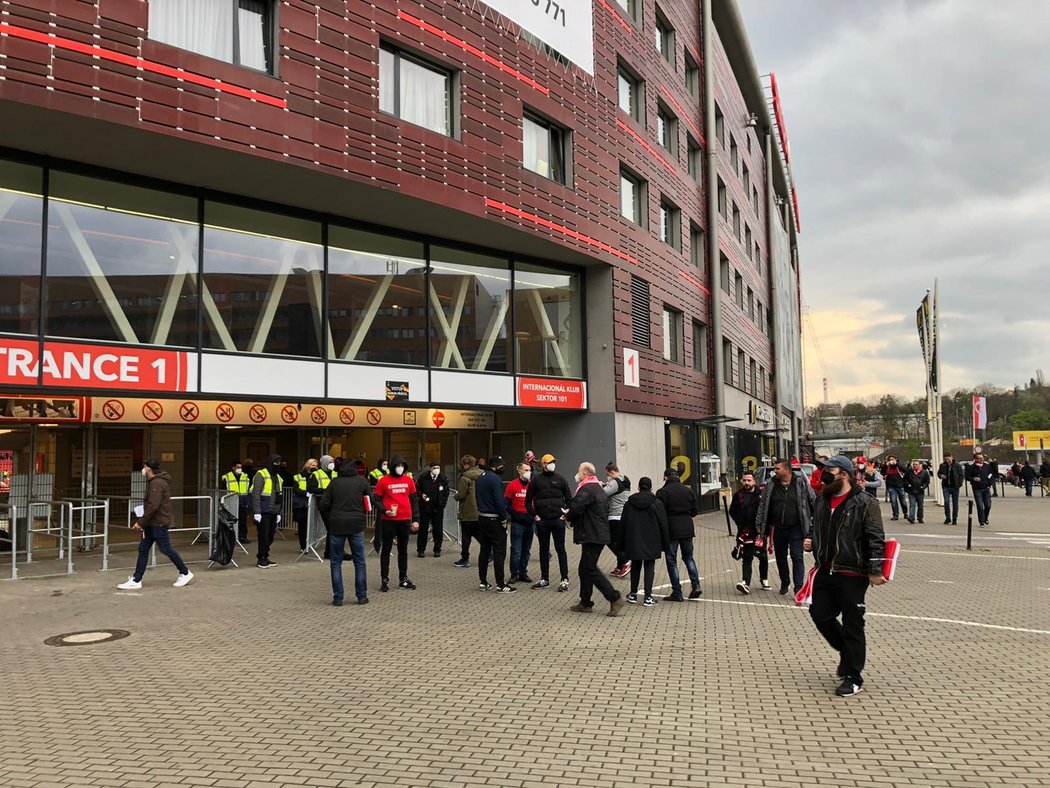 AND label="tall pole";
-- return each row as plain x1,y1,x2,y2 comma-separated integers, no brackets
932,280,943,506
702,0,727,467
